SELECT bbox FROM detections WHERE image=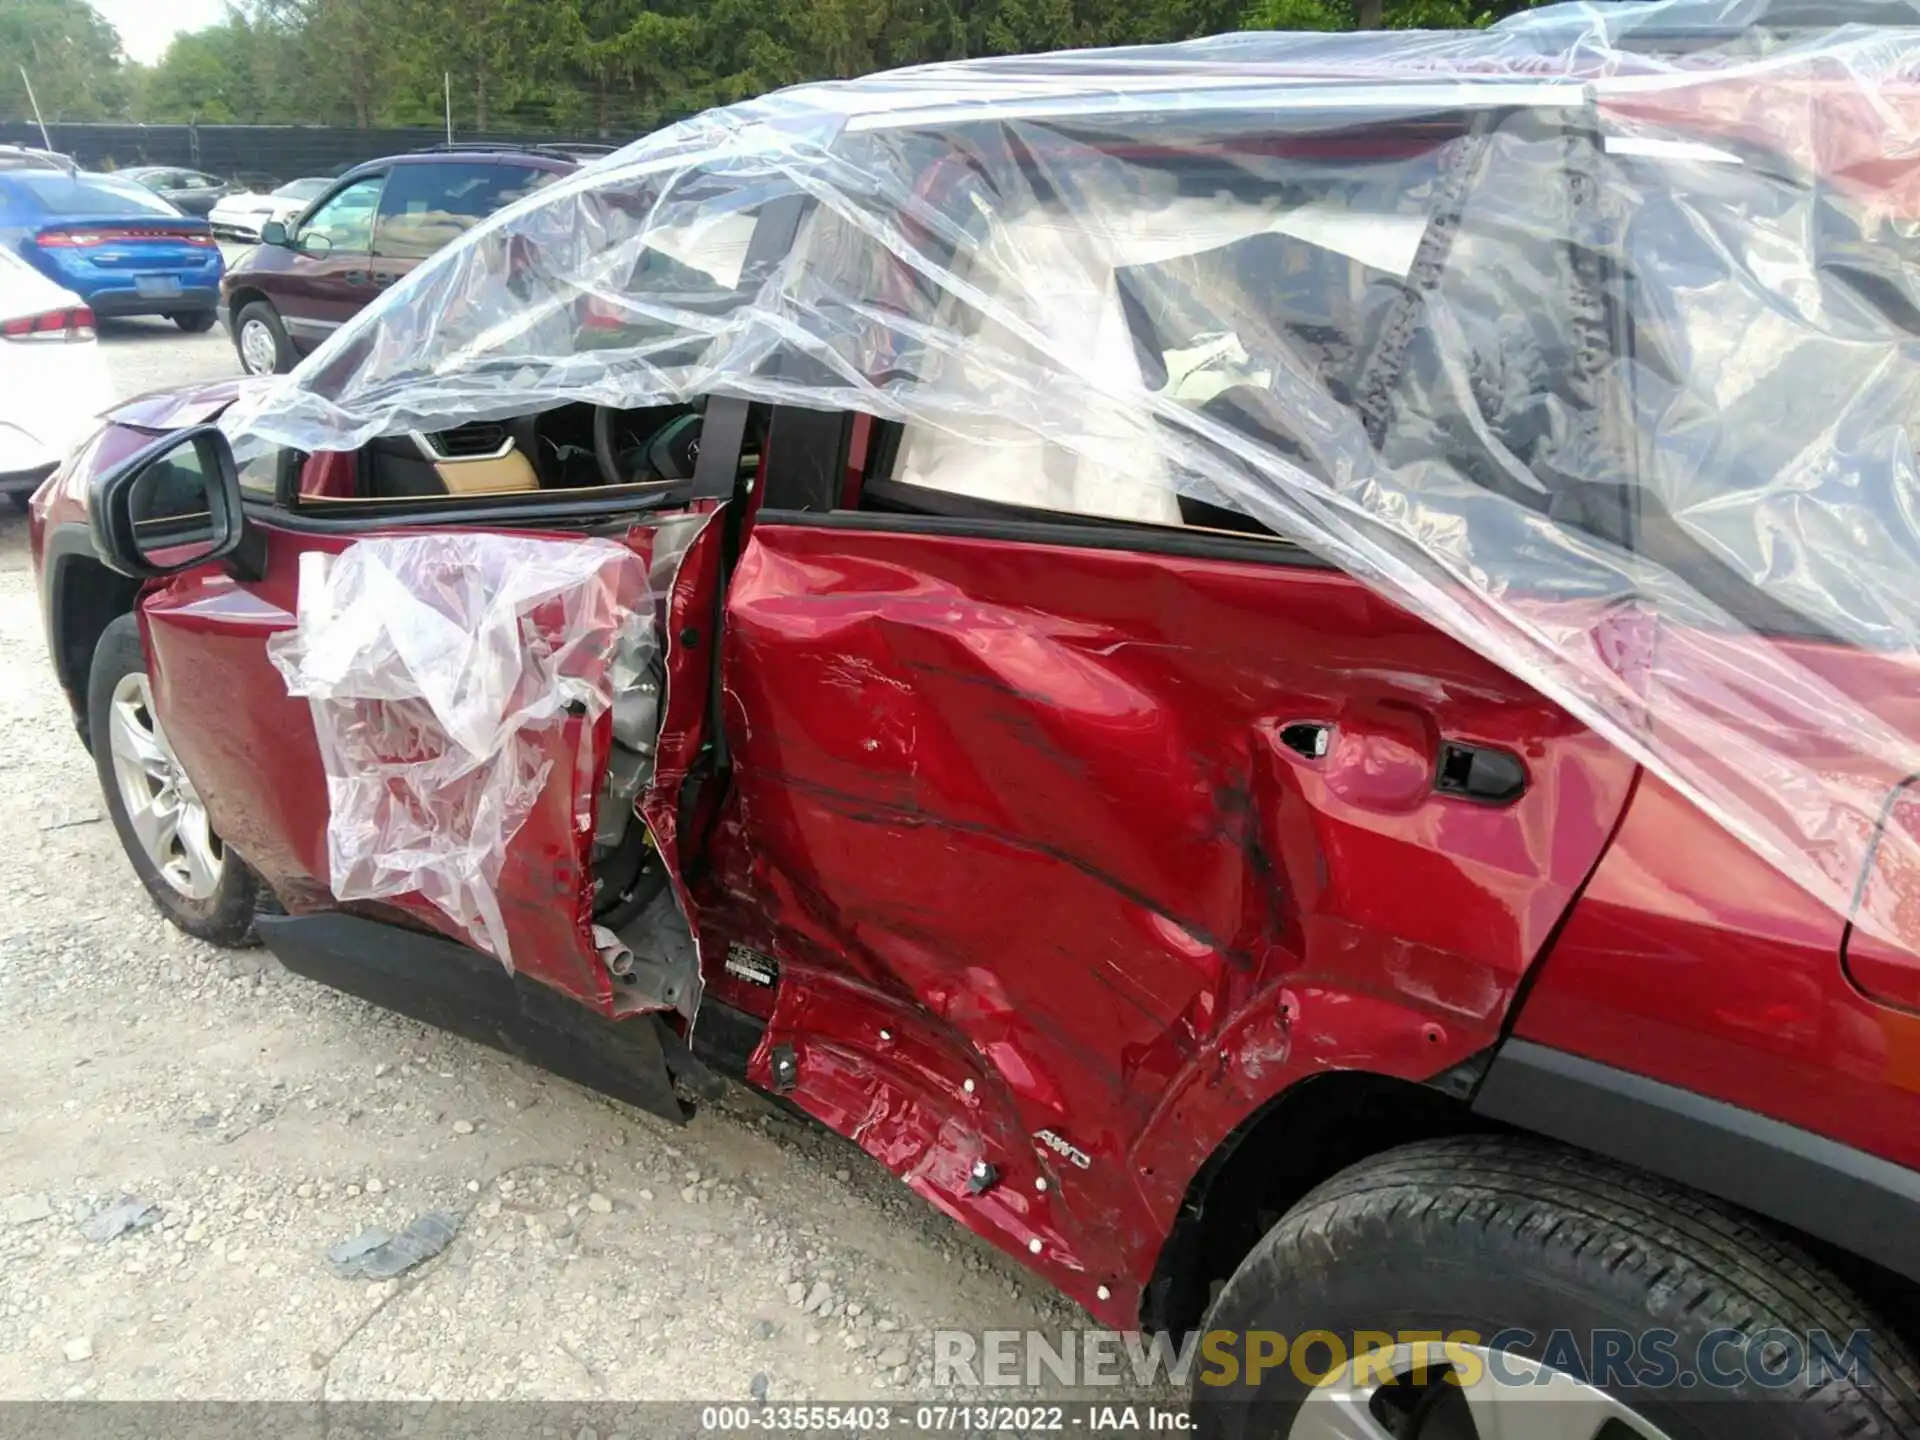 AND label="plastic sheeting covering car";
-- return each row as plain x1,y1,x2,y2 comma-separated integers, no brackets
266,534,651,968
229,0,1920,955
